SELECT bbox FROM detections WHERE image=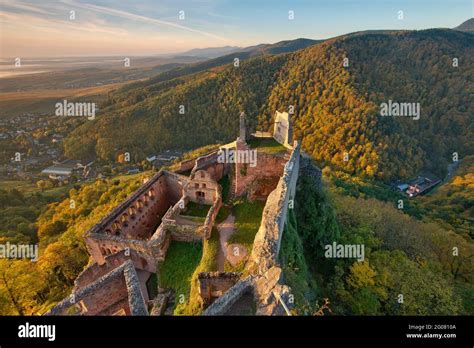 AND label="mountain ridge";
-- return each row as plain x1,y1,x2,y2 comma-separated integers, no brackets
63,28,473,181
